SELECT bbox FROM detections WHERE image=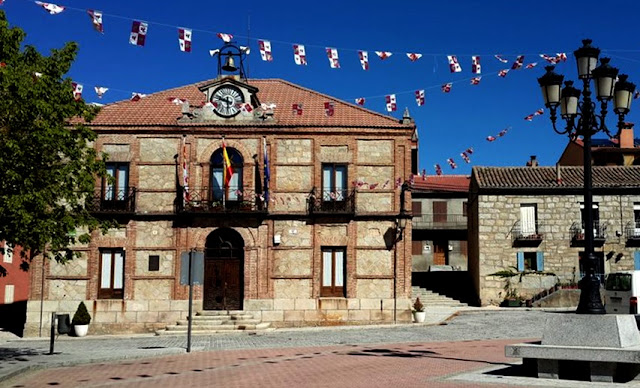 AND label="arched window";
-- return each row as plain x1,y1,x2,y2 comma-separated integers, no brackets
211,147,243,201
